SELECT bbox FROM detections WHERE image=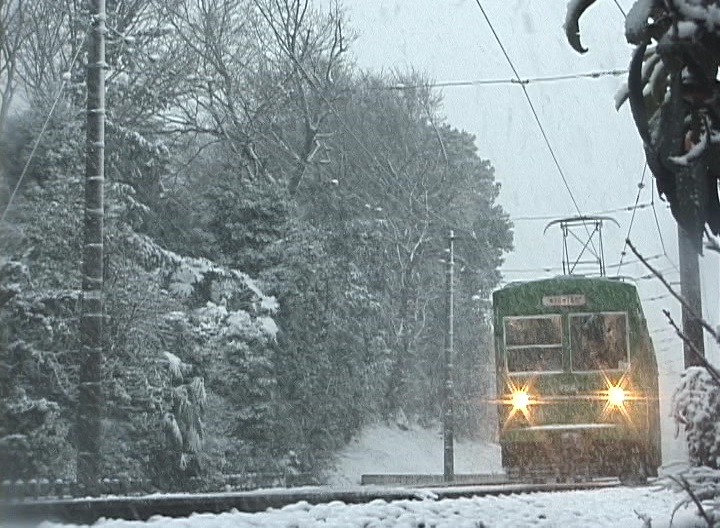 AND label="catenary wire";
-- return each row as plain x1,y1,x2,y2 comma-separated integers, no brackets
502,253,664,274
301,41,667,280
382,69,627,91
642,294,671,302
650,184,681,273
472,0,599,259
510,202,652,222
615,163,648,276
613,0,627,18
